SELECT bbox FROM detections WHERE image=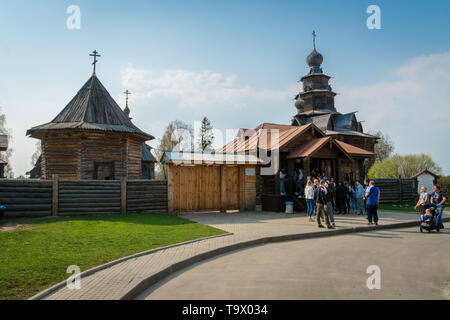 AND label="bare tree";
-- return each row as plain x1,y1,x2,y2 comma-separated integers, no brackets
31,141,41,167
154,120,193,180
0,107,14,178
370,130,394,162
